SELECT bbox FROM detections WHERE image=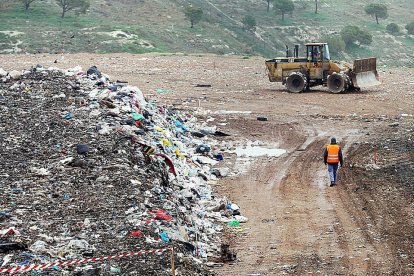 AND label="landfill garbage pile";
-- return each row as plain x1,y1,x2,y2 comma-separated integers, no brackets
0,66,246,275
